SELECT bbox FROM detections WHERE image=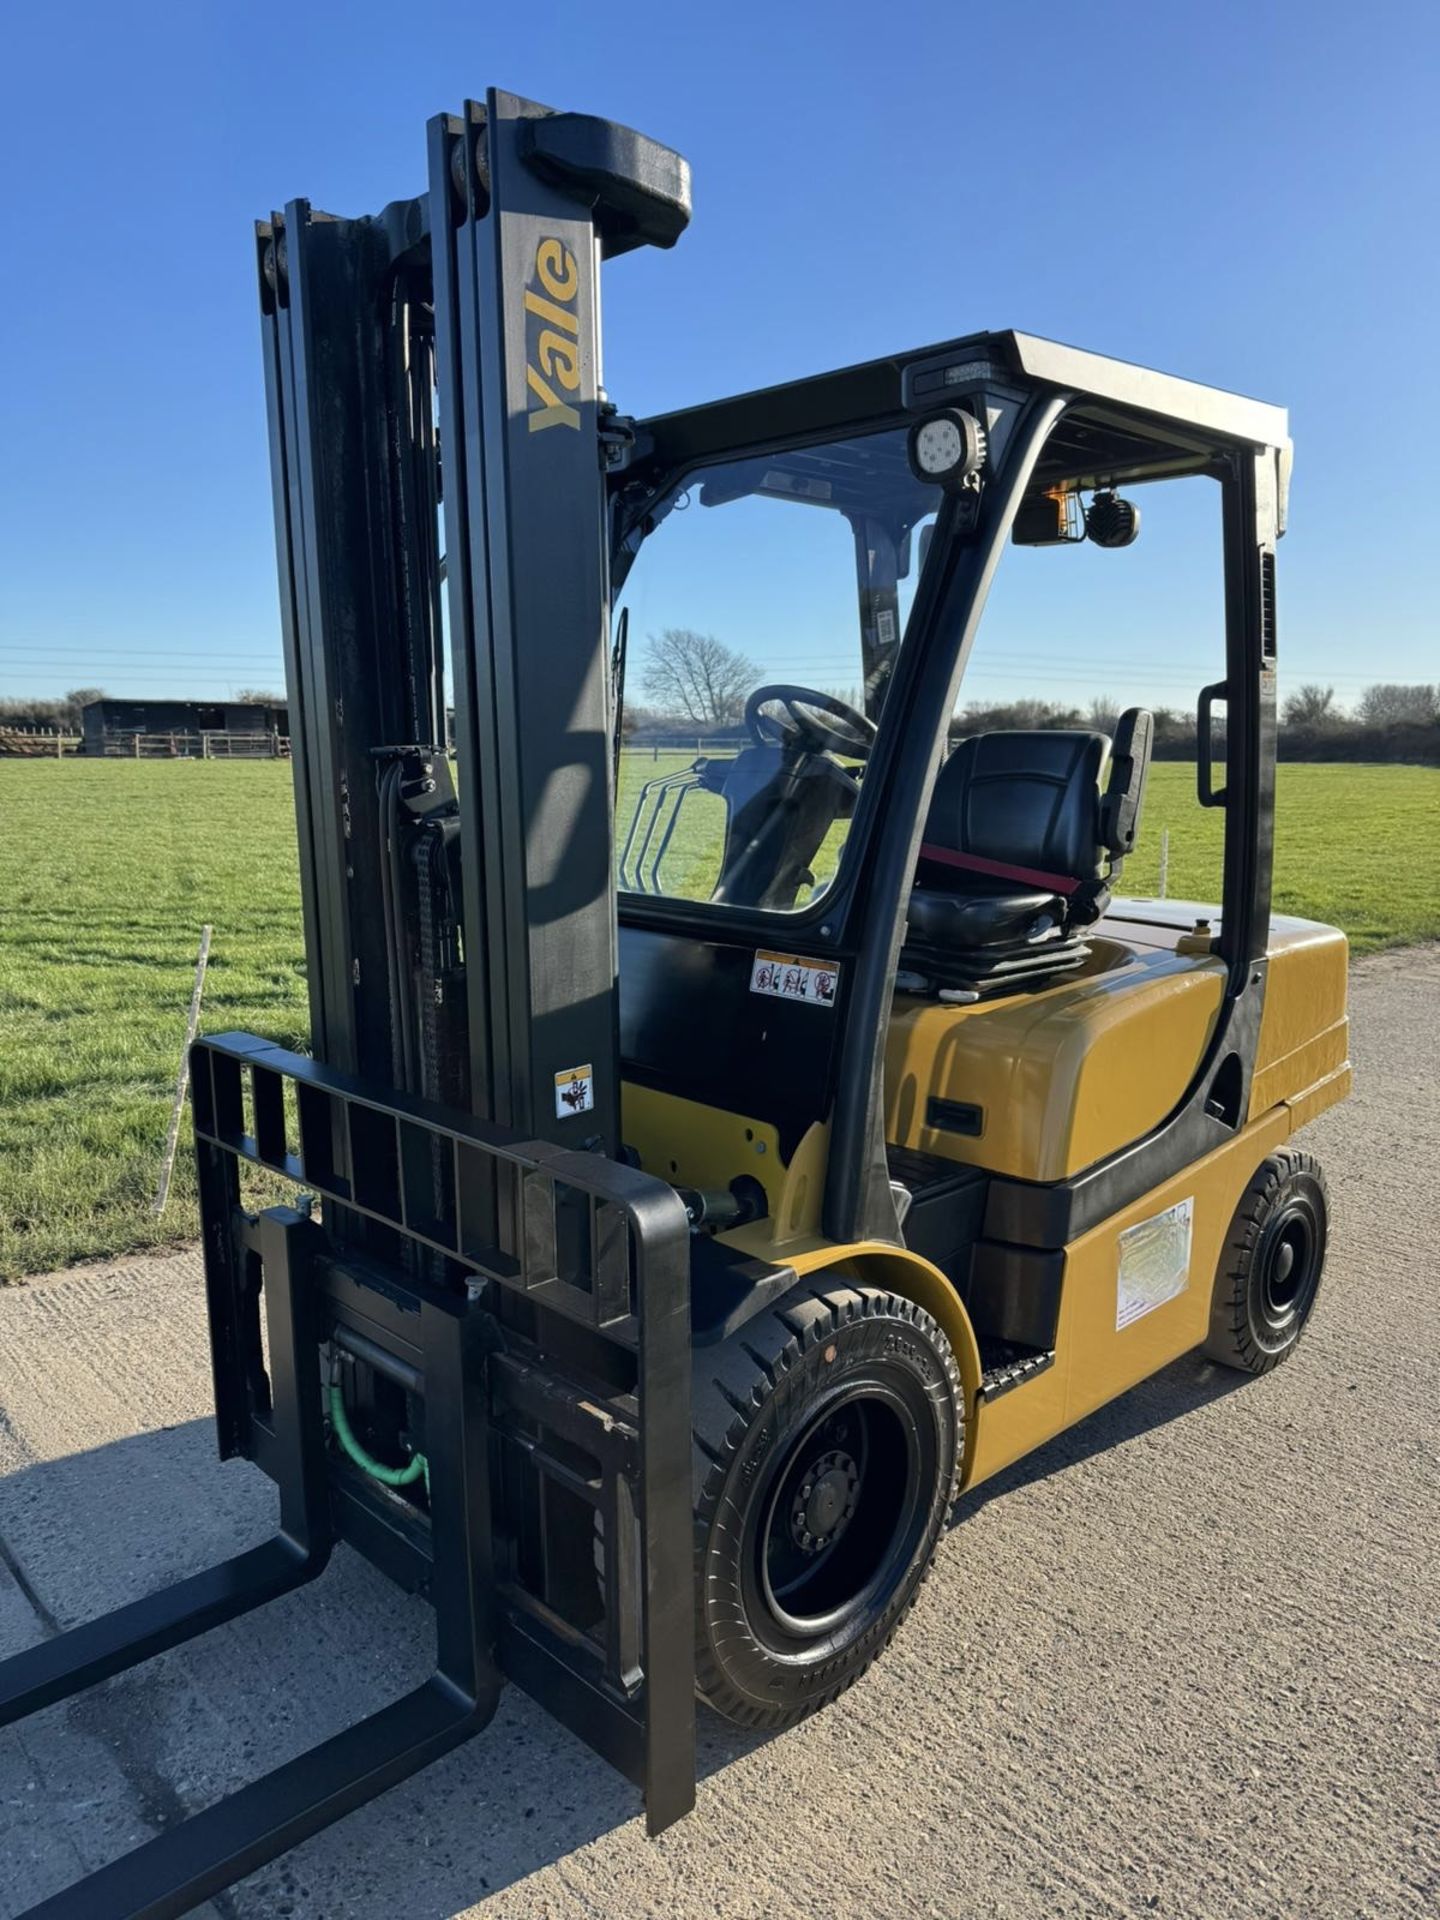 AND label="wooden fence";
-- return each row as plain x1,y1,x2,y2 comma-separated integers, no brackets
97,730,291,760
0,729,82,758
0,728,290,760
